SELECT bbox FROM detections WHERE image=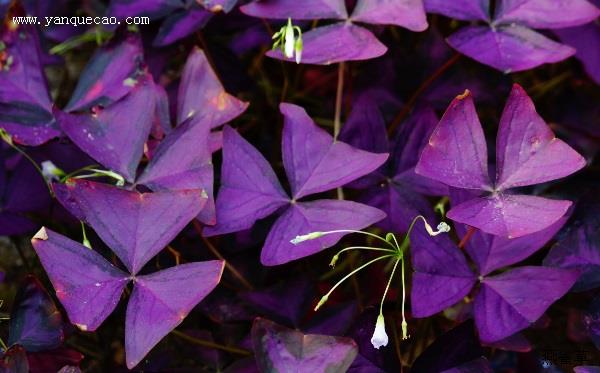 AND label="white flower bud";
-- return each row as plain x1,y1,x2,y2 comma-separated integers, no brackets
371,314,388,349
290,232,323,244
284,19,295,59
41,160,63,181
